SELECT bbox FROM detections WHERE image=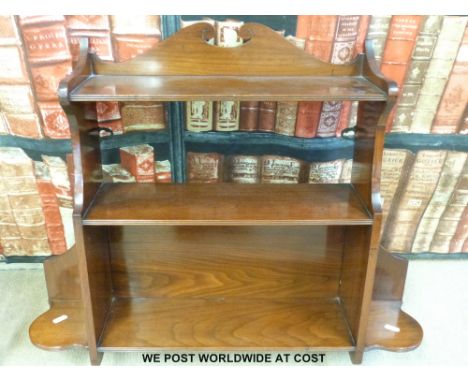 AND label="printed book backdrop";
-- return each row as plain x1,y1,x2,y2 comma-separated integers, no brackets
0,15,467,259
